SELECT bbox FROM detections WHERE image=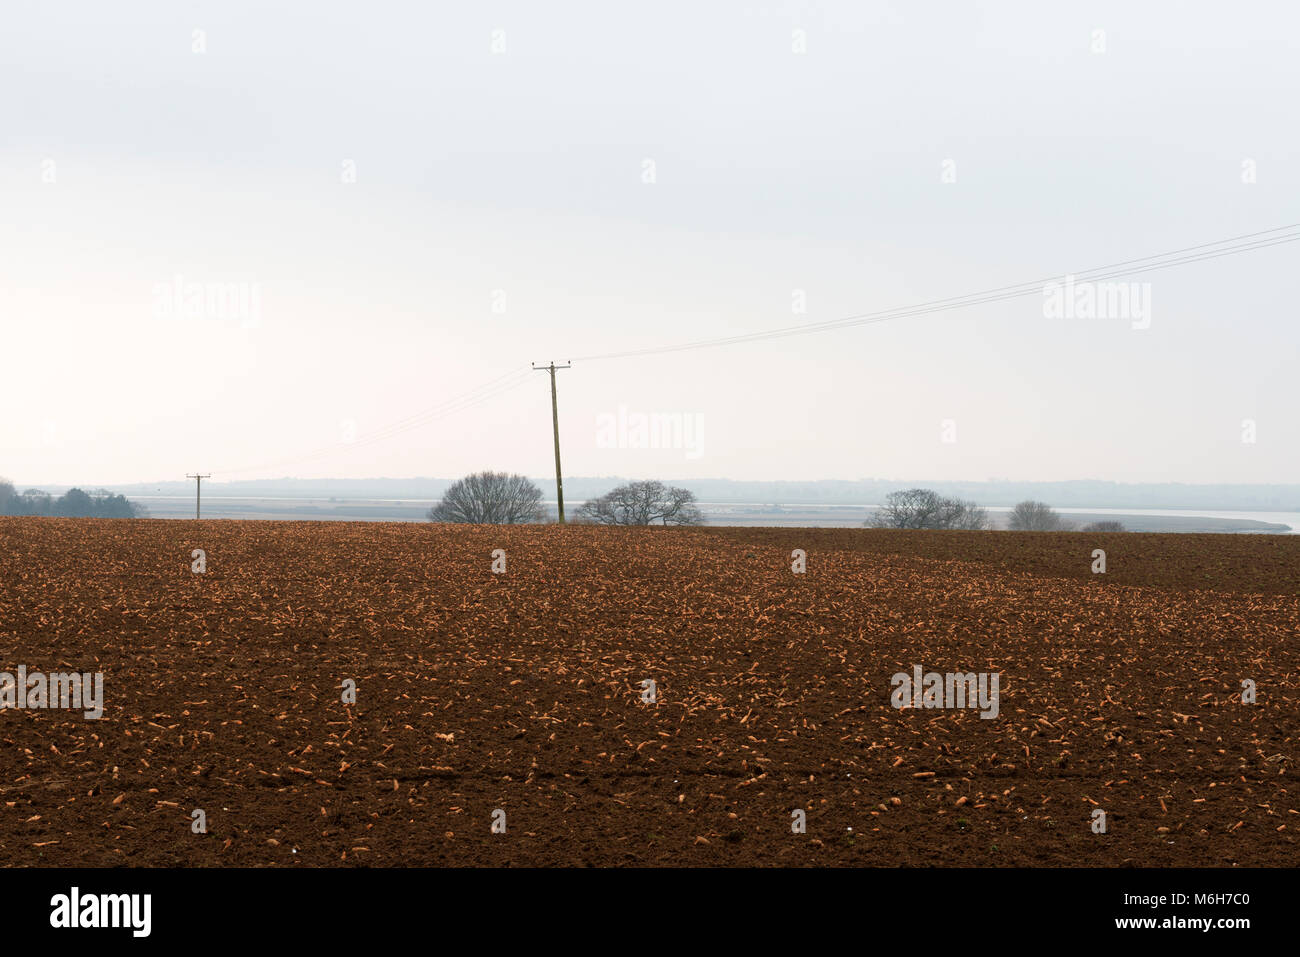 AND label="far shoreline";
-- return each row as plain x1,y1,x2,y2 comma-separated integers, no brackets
109,496,1296,534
